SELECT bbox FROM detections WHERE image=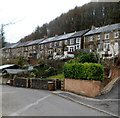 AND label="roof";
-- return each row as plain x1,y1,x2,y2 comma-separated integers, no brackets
26,39,44,46
84,23,120,36
0,64,15,70
5,69,27,74
39,32,75,44
70,29,90,38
